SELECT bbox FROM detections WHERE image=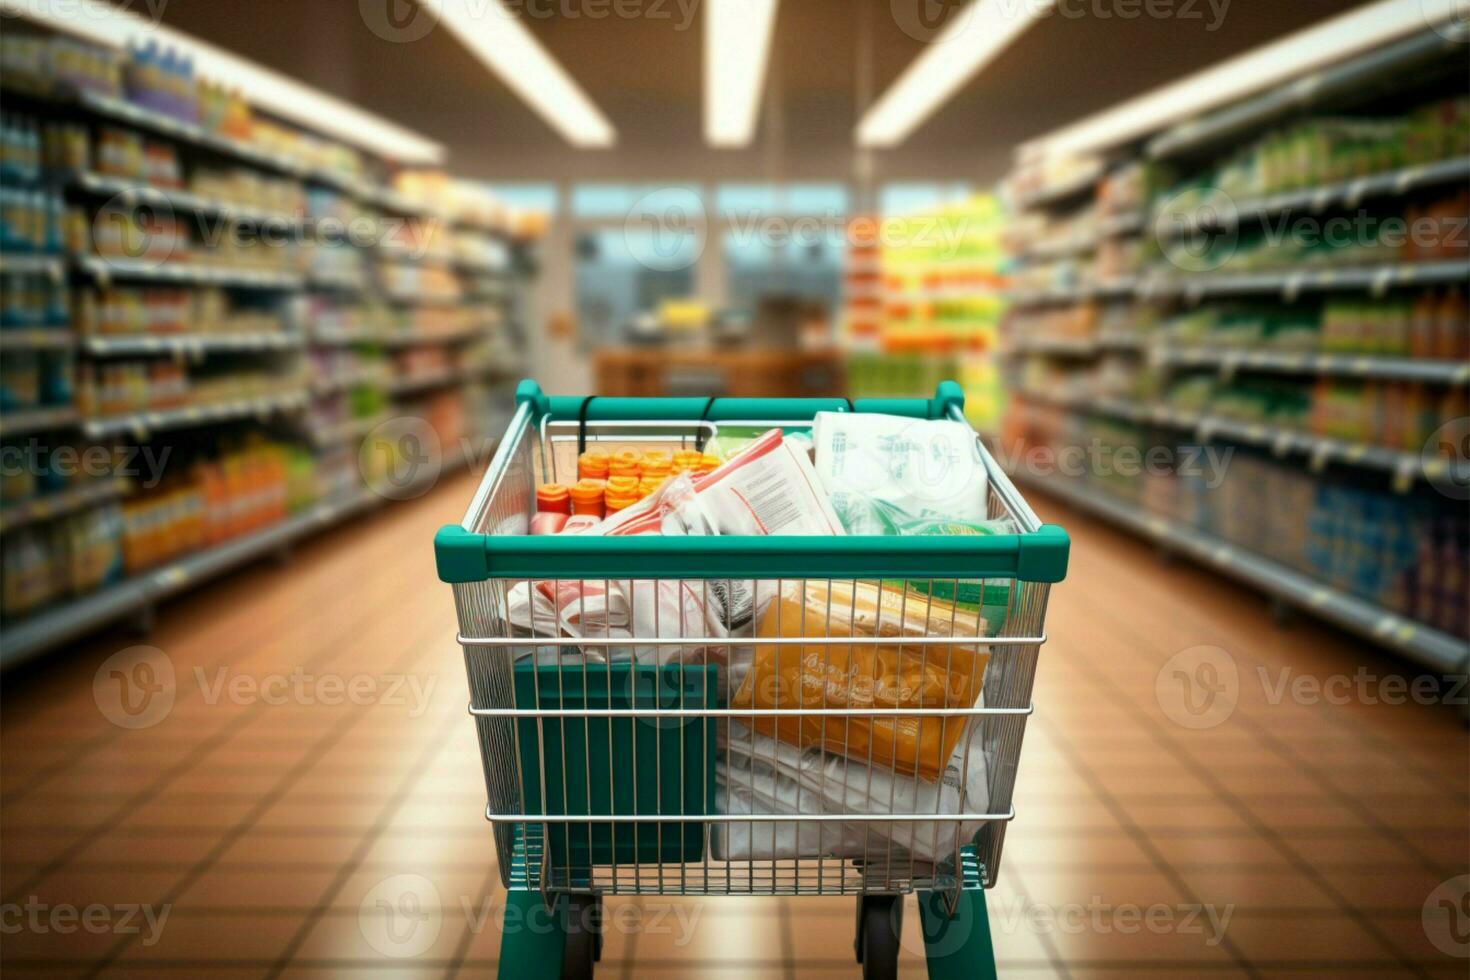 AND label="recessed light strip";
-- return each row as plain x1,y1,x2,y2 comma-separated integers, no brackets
430,0,617,148
1,0,446,164
1031,0,1462,160
856,0,1057,148
704,0,780,147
